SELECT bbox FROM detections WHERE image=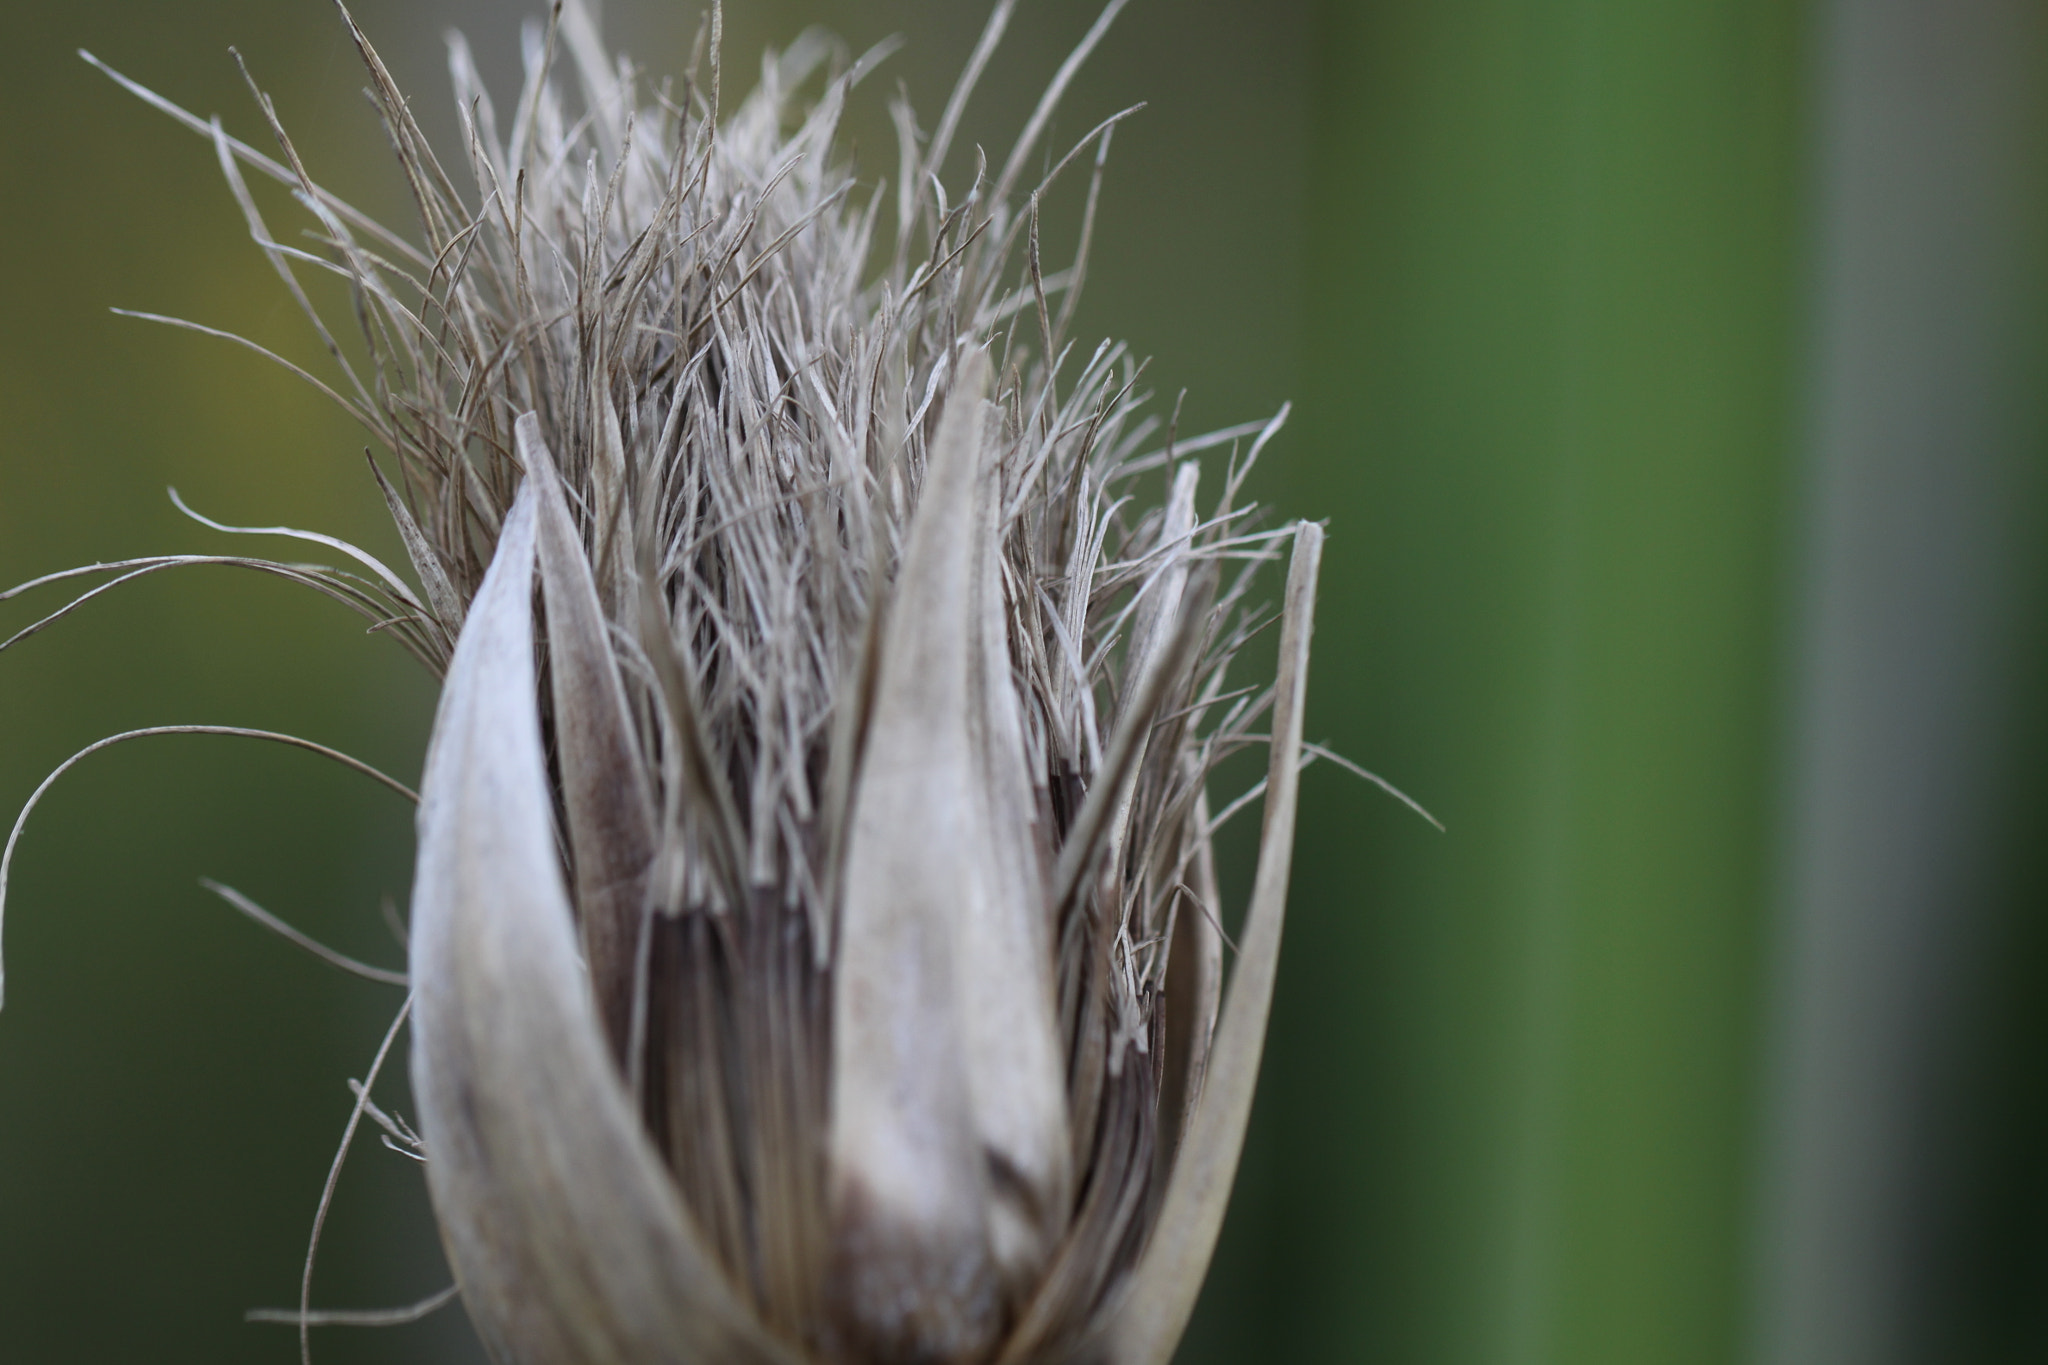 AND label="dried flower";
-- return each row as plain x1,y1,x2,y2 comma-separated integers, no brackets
4,2,1321,1362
